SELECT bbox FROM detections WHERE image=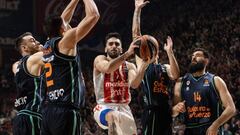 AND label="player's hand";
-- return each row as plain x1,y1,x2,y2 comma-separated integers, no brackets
127,41,139,56
206,124,218,135
135,0,149,9
172,101,186,117
164,36,173,53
